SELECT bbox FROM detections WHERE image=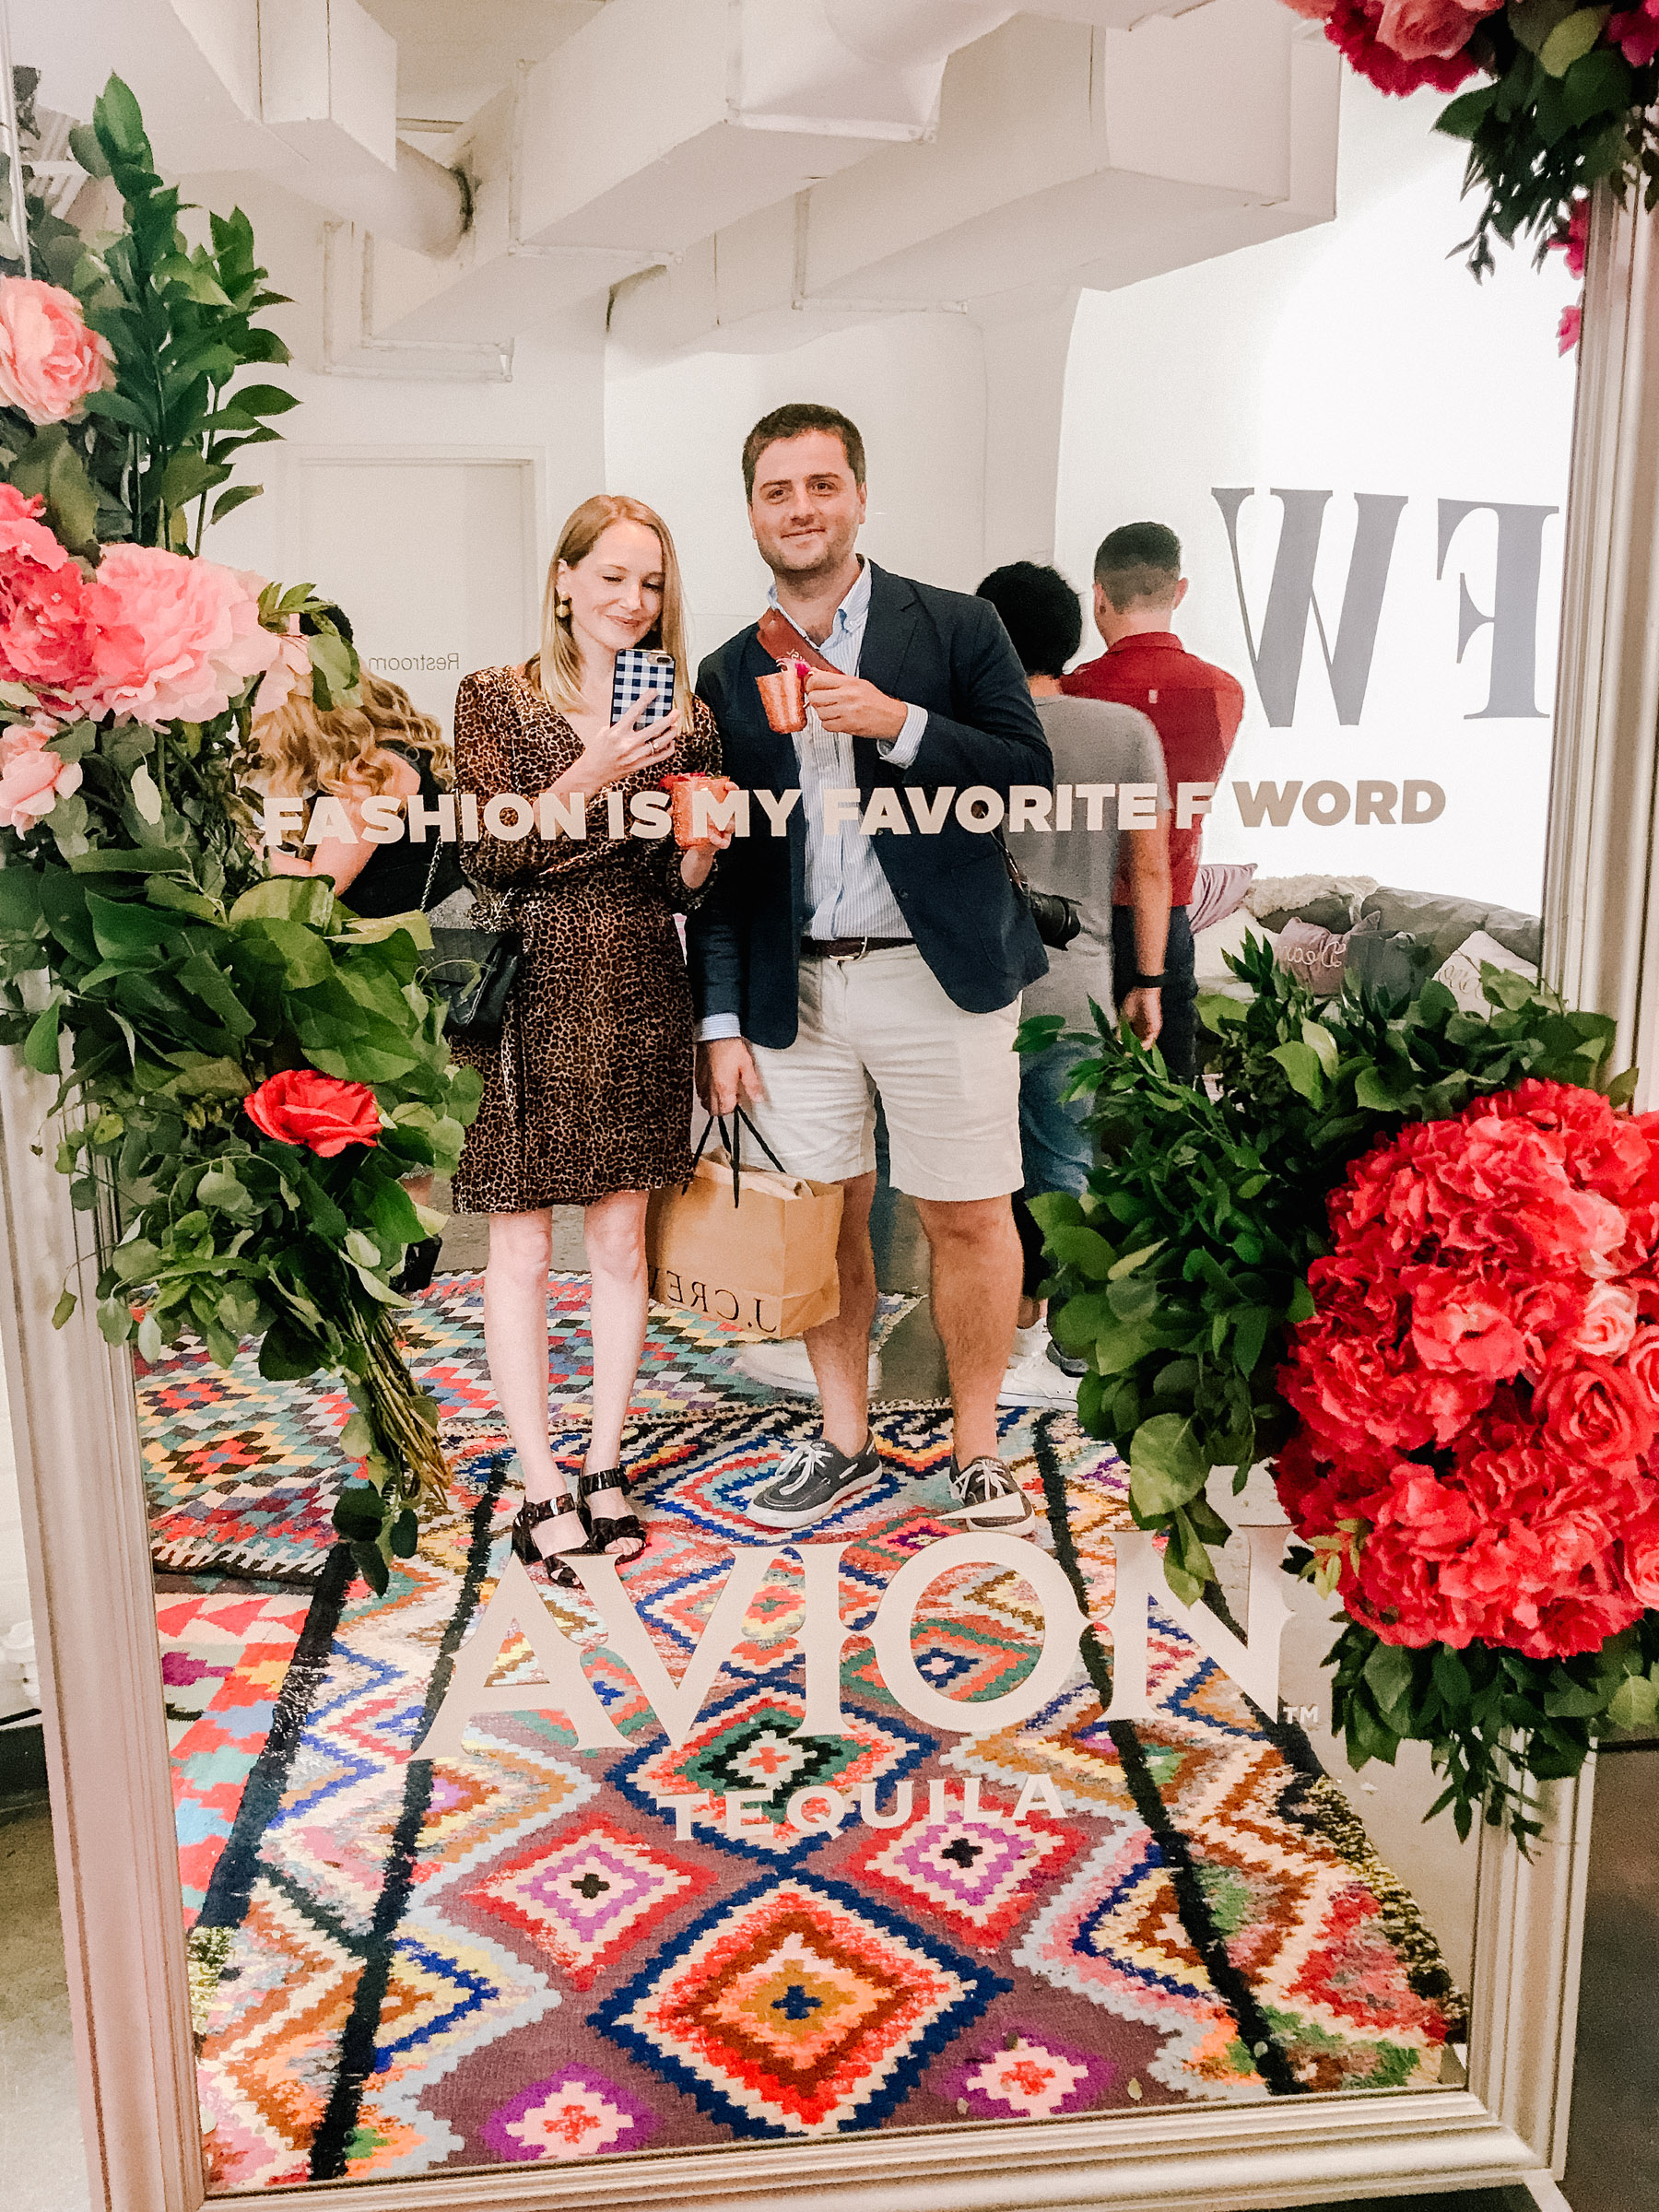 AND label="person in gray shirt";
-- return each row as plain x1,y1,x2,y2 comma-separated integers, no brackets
975,562,1171,1407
